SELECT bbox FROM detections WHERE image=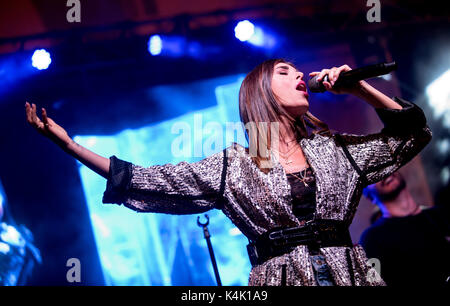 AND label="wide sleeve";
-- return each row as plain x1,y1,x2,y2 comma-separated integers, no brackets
335,97,432,185
102,148,227,214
